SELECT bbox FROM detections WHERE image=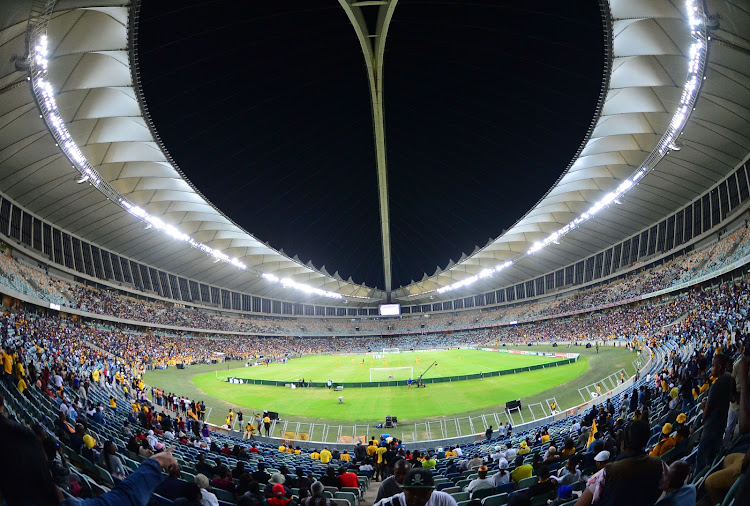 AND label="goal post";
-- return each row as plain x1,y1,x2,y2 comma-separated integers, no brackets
369,366,413,382
382,348,400,354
